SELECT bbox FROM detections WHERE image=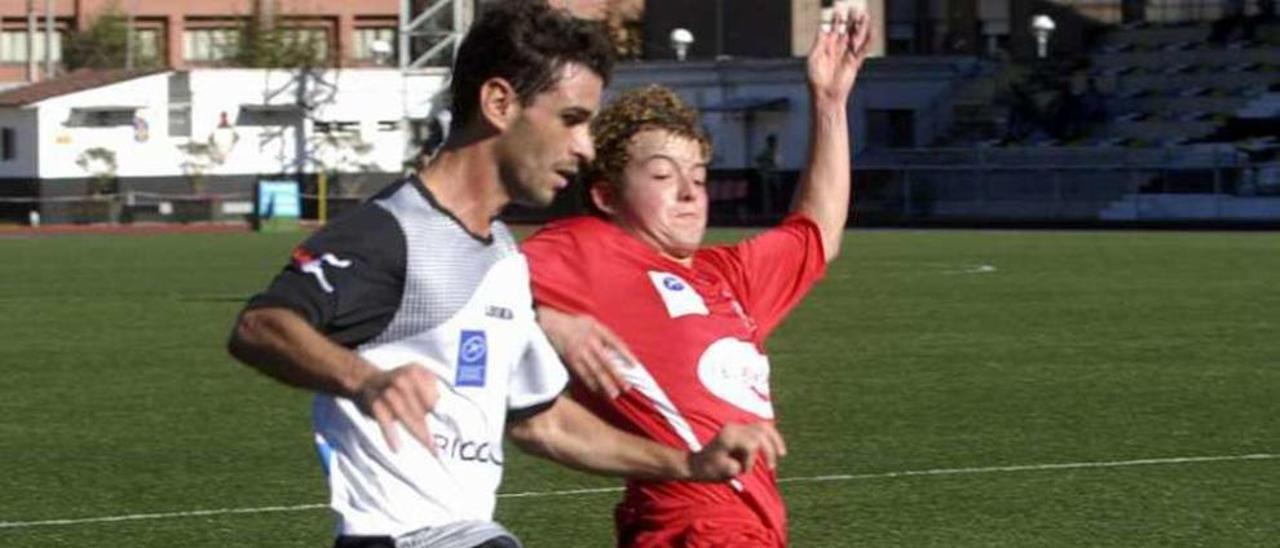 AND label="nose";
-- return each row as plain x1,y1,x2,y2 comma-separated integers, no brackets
675,173,696,201
571,125,595,165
